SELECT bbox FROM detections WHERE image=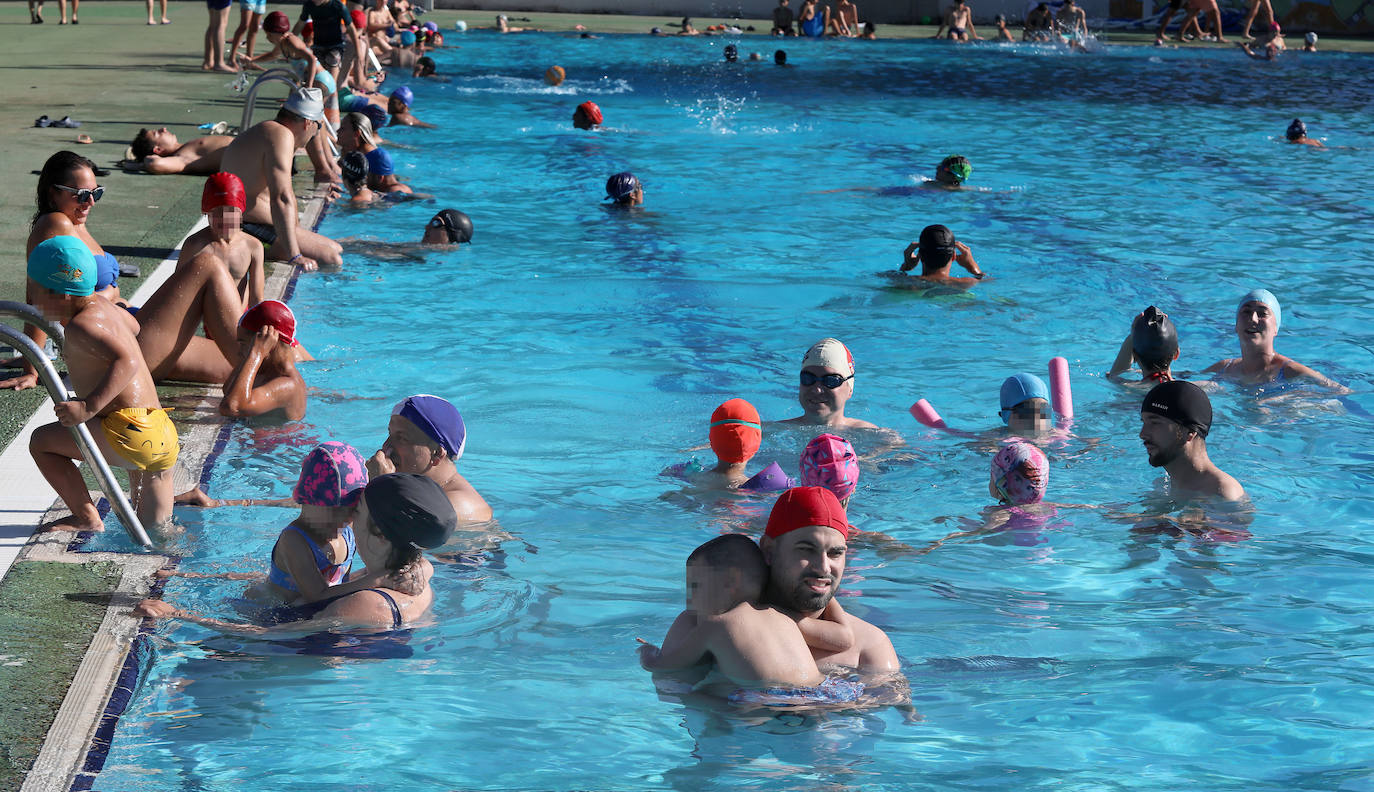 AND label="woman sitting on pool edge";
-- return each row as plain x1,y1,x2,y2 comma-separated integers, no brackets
135,473,456,632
